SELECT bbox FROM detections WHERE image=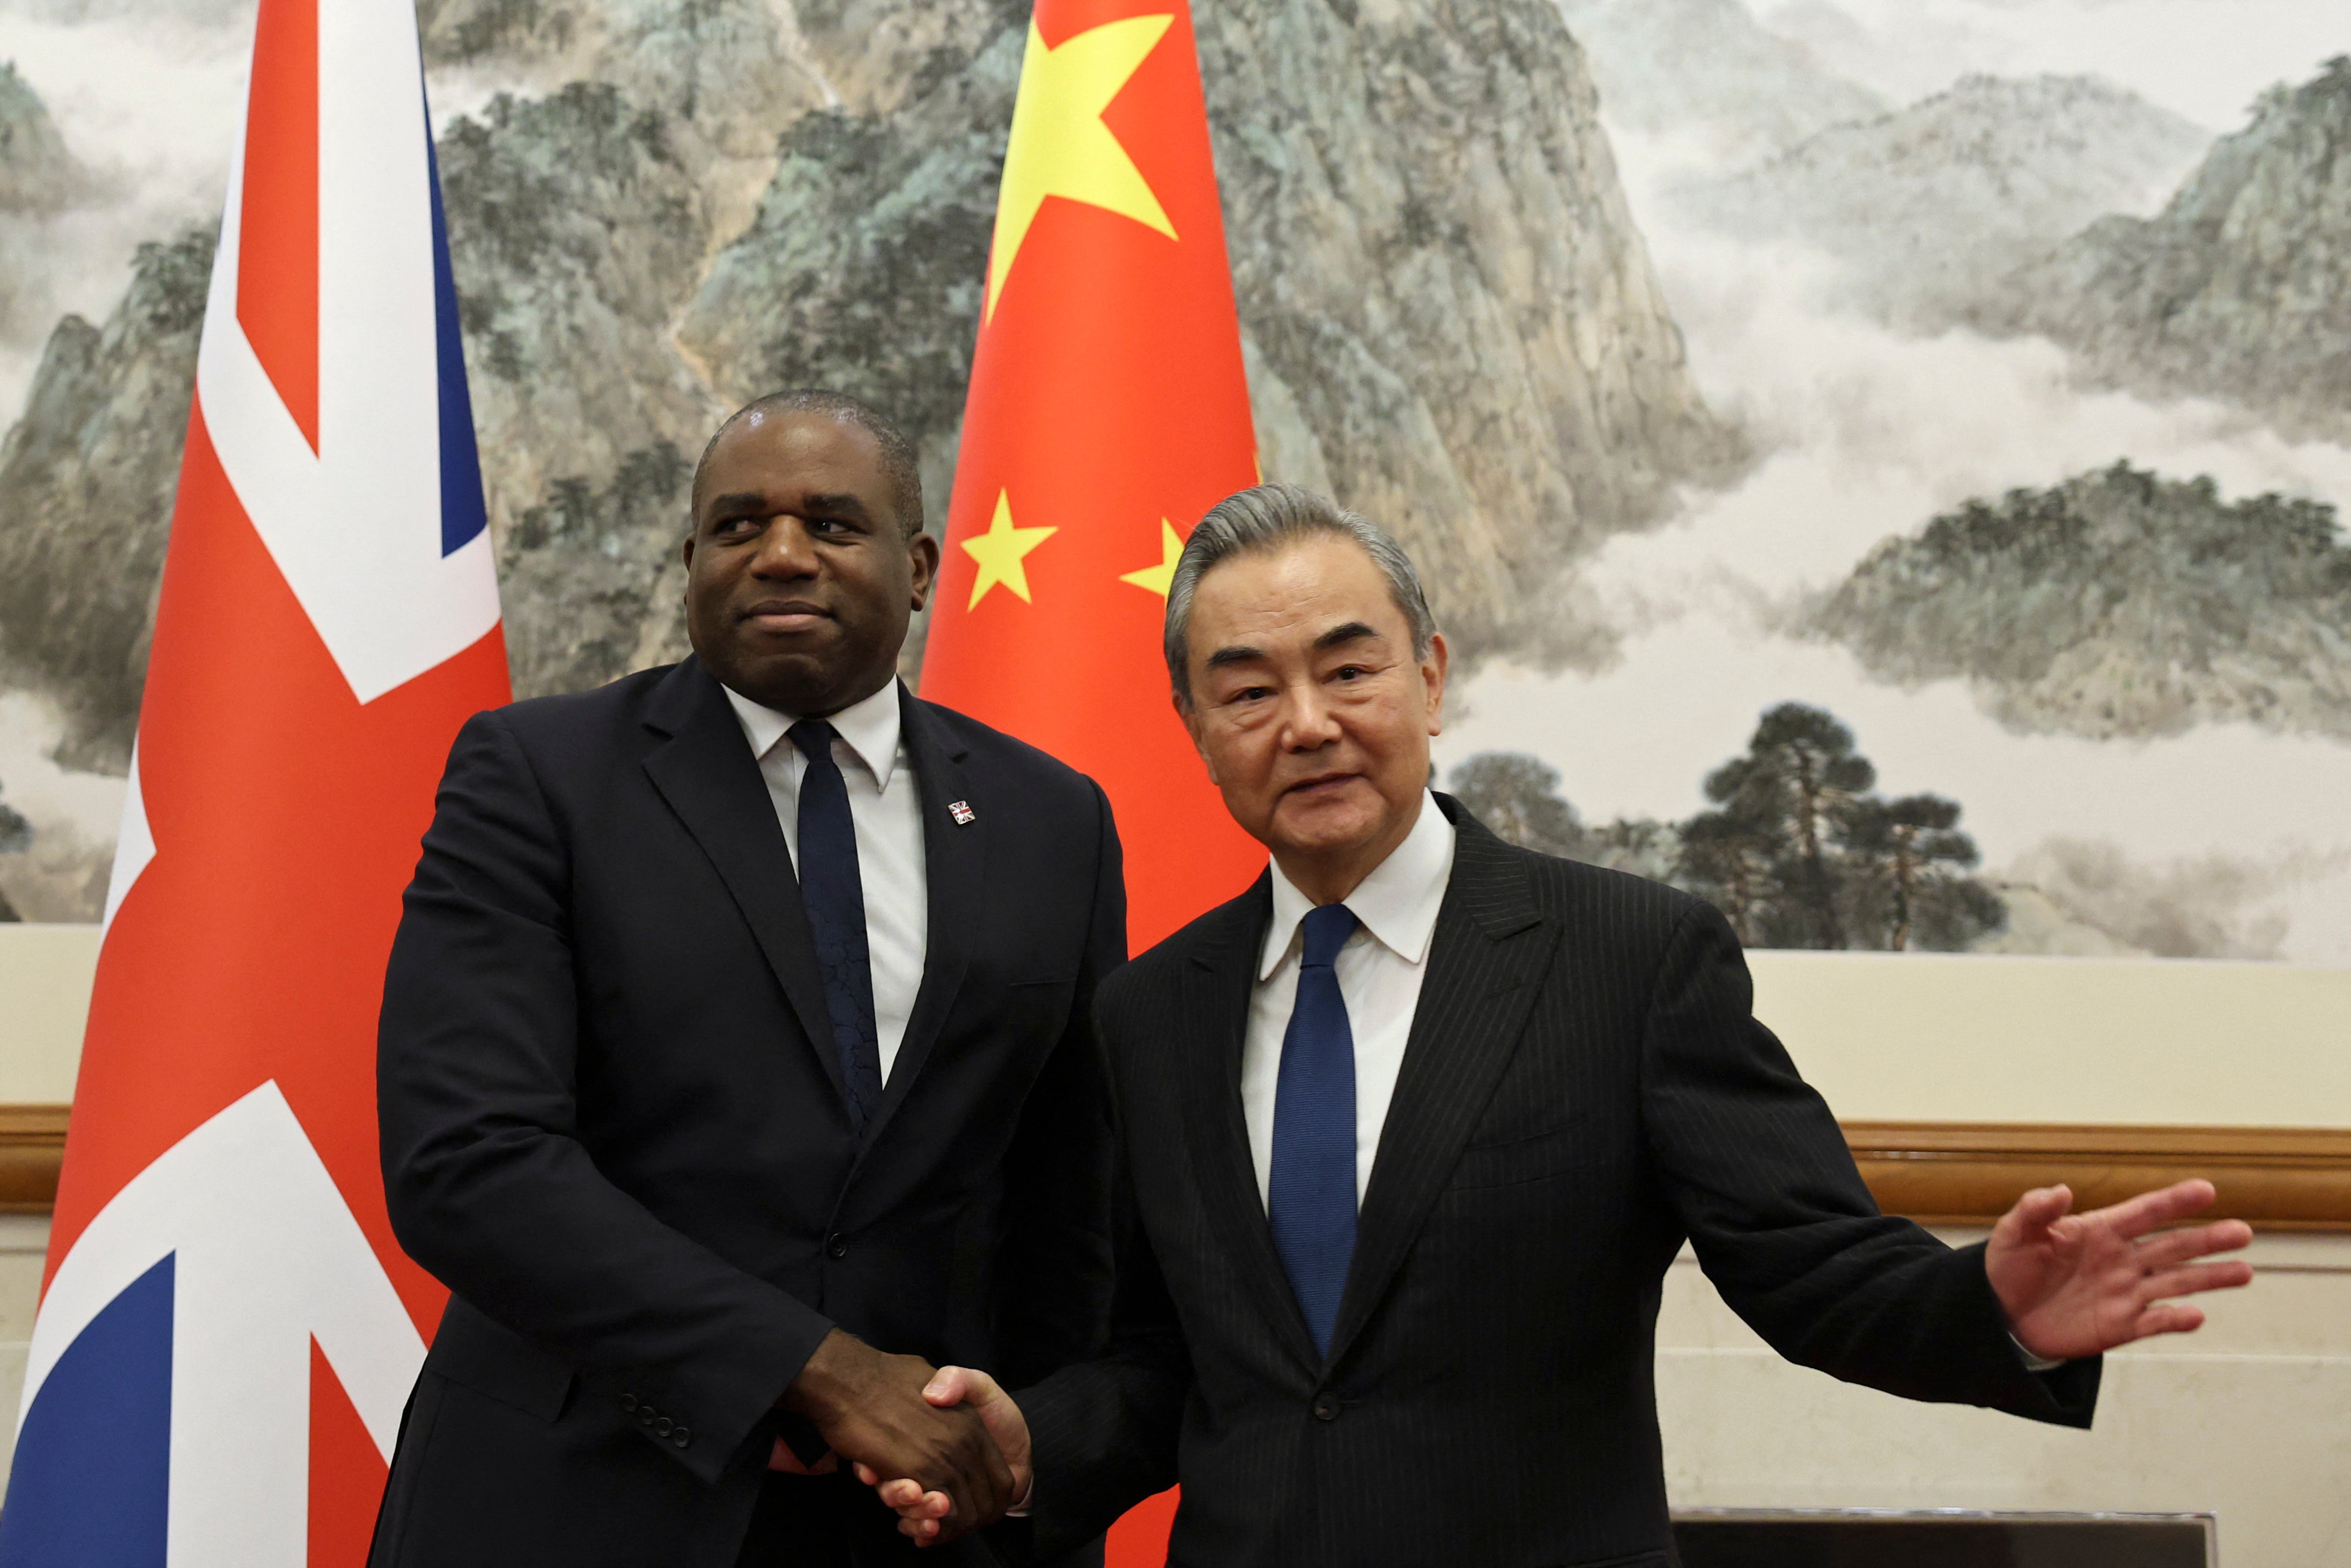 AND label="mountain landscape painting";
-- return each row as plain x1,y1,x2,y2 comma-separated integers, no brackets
1440,0,2351,964
0,0,2343,967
